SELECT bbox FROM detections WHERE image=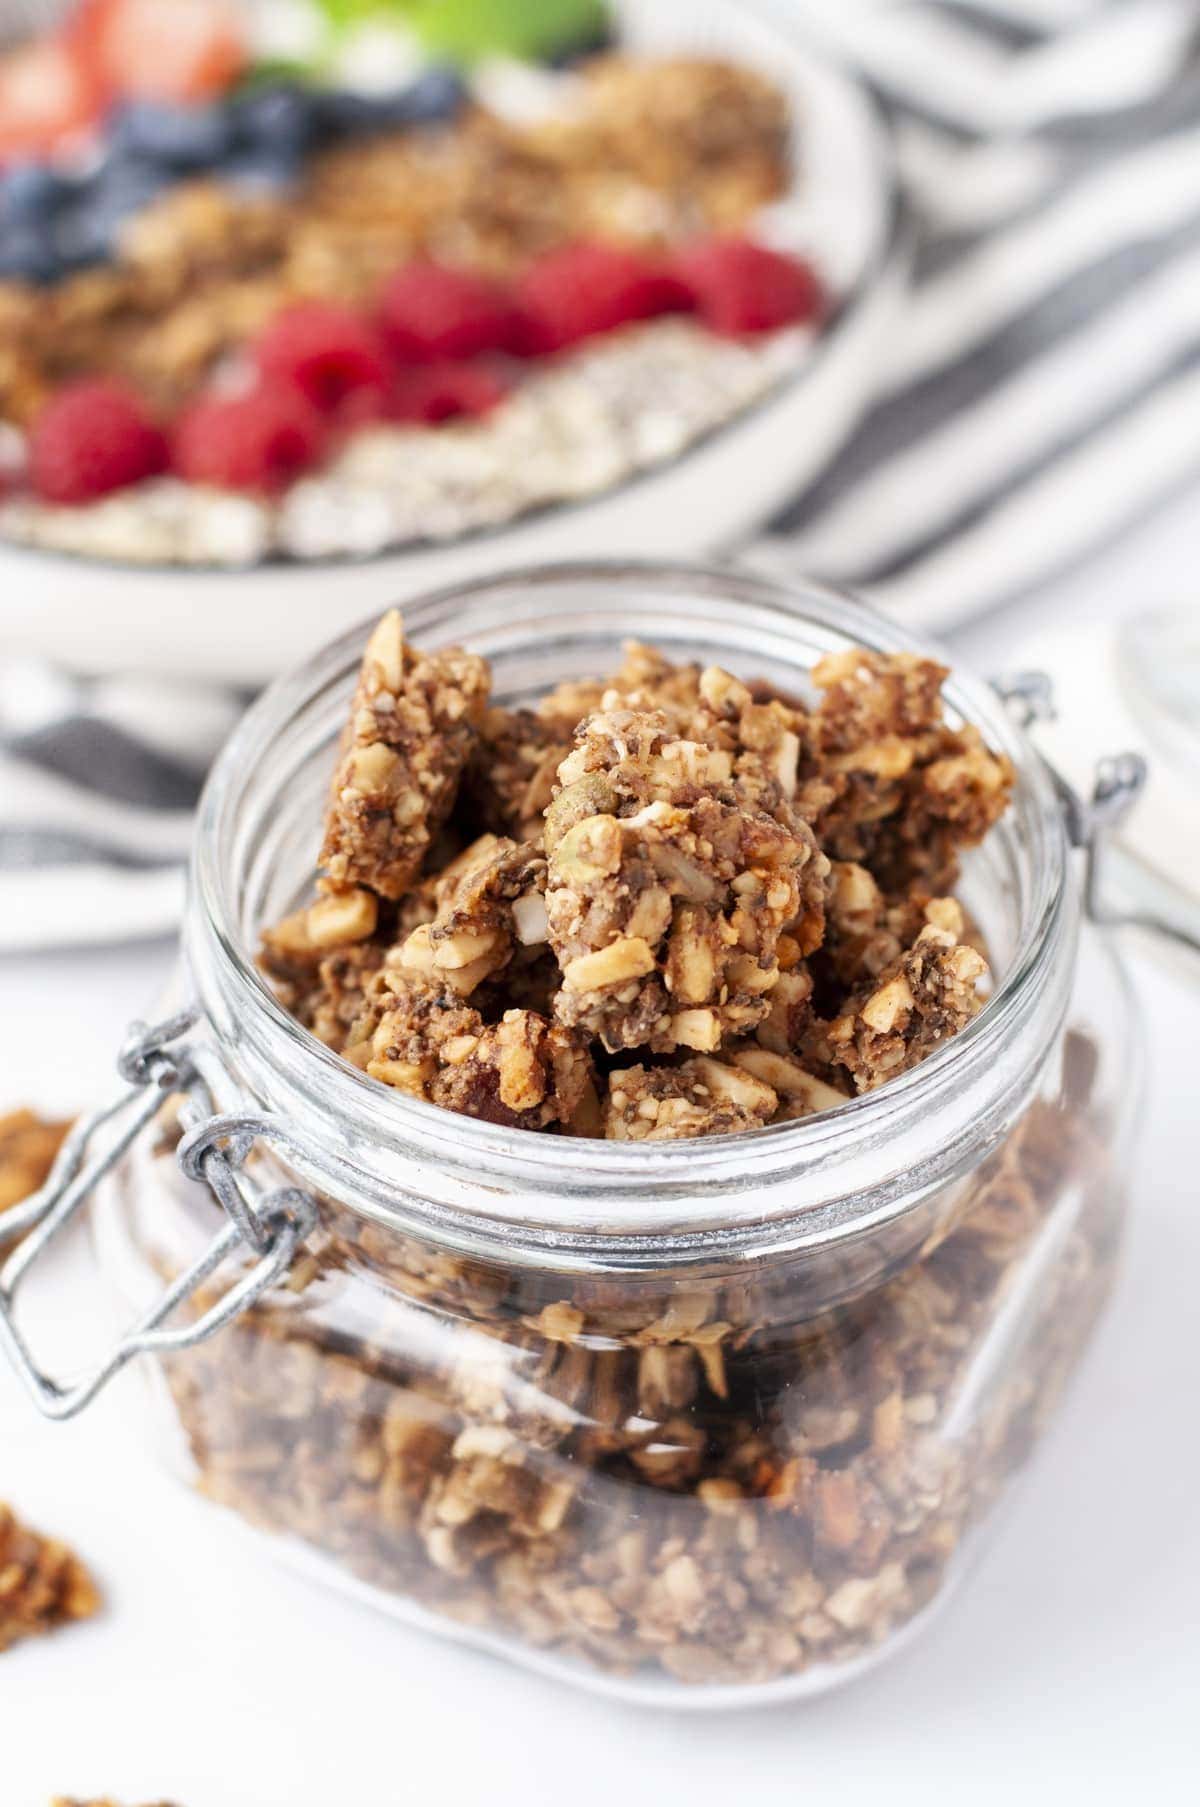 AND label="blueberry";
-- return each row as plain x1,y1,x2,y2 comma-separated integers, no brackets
95,152,172,216
1,162,68,228
220,147,303,193
52,189,116,272
545,19,617,67
394,65,467,125
310,87,382,139
0,223,60,283
109,100,232,169
230,84,315,156
312,68,466,142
